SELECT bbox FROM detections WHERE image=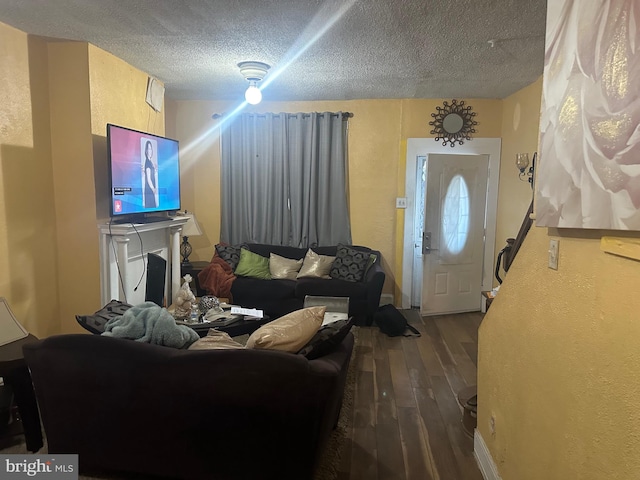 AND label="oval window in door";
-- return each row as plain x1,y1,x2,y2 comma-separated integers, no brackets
442,174,470,255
